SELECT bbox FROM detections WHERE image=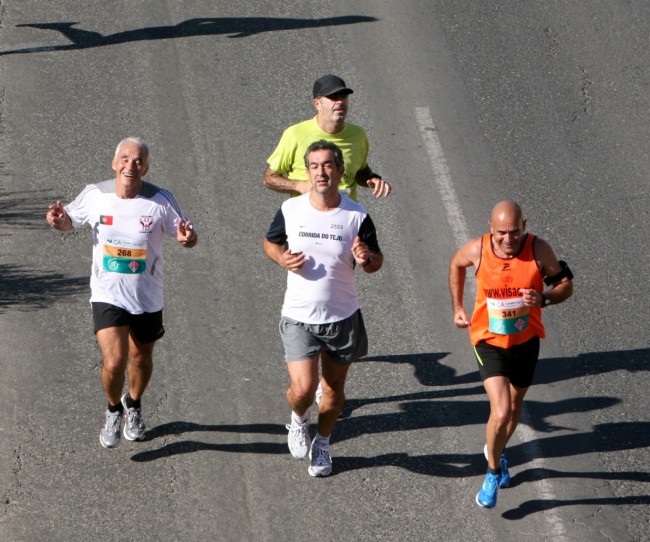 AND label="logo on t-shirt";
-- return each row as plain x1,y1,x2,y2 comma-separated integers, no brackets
140,216,153,233
100,215,113,225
